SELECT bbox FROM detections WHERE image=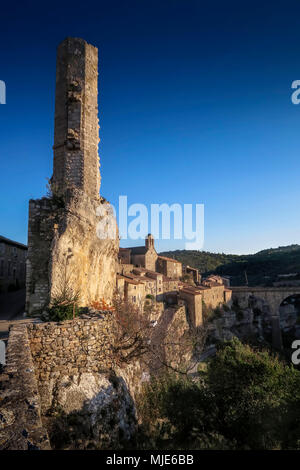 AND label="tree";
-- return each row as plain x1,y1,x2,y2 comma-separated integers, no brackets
206,338,300,449
111,295,207,375
136,338,300,450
